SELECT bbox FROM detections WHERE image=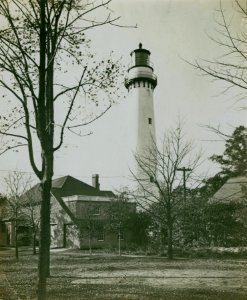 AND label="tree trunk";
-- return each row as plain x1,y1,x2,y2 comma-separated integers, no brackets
167,224,173,260
118,227,121,256
37,175,52,300
89,232,92,256
15,219,19,260
159,223,165,255
167,205,173,260
33,229,37,255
